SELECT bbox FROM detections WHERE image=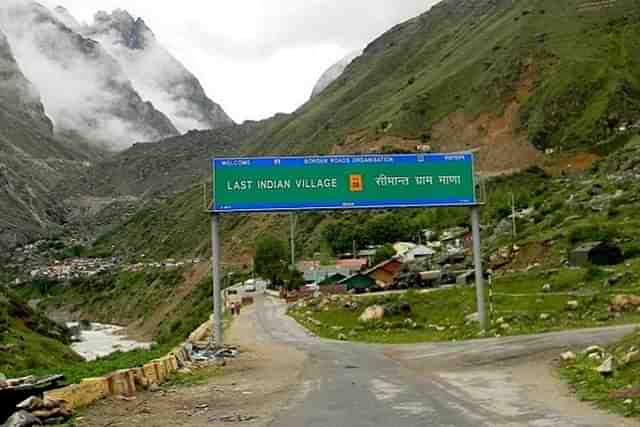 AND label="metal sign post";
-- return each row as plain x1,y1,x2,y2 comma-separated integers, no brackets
209,153,485,343
210,214,223,348
471,206,487,331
